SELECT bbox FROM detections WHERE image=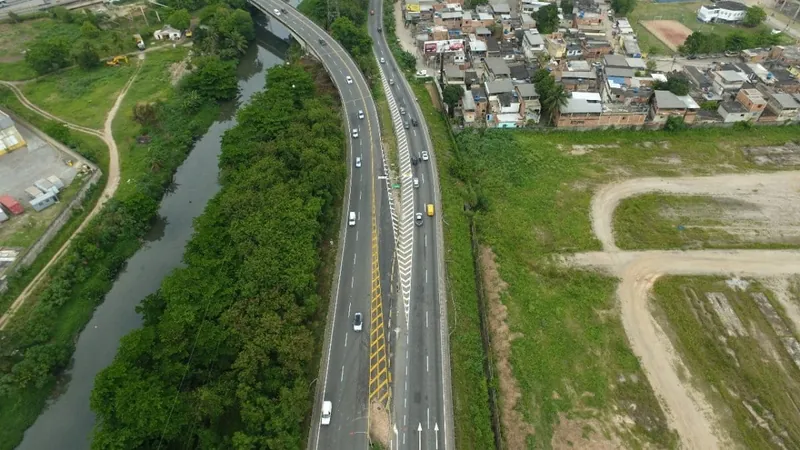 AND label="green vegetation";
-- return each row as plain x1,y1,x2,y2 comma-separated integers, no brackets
0,181,82,249
680,28,785,55
437,124,800,448
0,4,252,442
536,4,560,34
413,83,496,450
653,72,690,96
614,194,800,250
20,64,137,129
612,0,638,16
743,6,767,28
533,69,569,126
628,1,793,55
652,277,800,448
381,0,417,73
91,62,345,449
